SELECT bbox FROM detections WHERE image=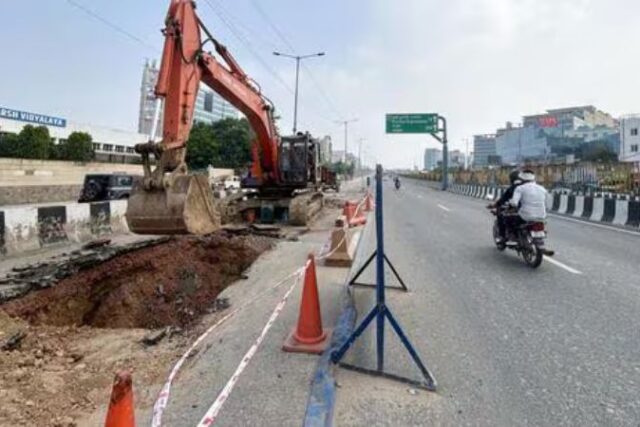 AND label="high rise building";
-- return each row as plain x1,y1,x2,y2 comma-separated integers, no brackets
473,134,496,168
495,124,549,165
423,148,442,171
522,105,616,136
138,59,239,140
318,135,332,164
619,115,640,162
